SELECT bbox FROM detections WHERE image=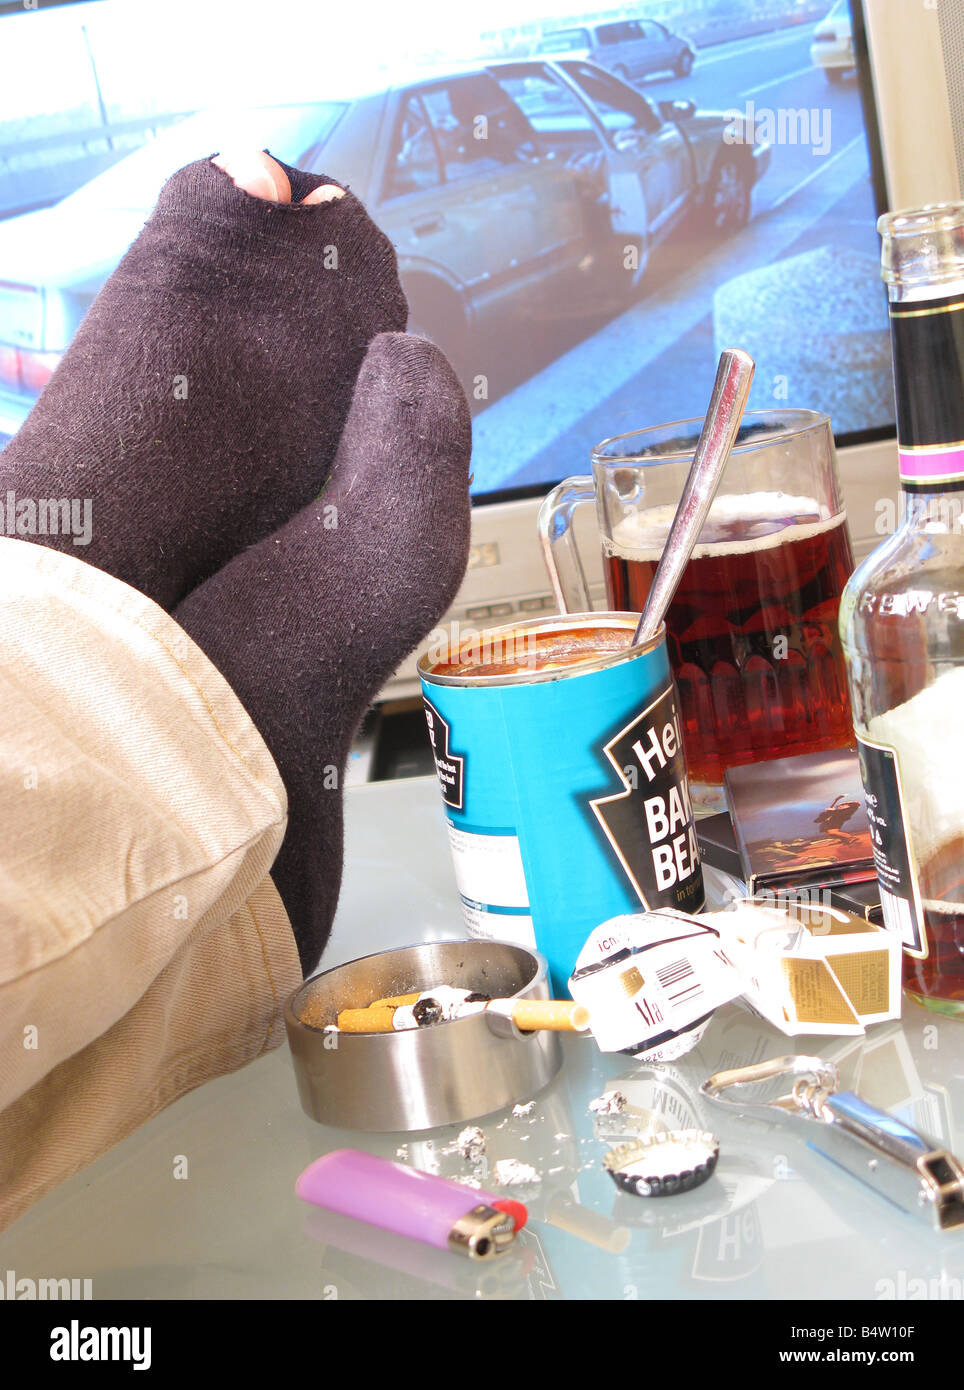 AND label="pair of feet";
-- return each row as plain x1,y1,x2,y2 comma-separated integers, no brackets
1,150,473,972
